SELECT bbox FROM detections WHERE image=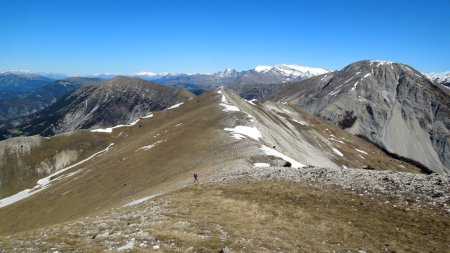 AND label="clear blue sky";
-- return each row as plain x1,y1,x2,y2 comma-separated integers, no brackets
0,0,449,75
